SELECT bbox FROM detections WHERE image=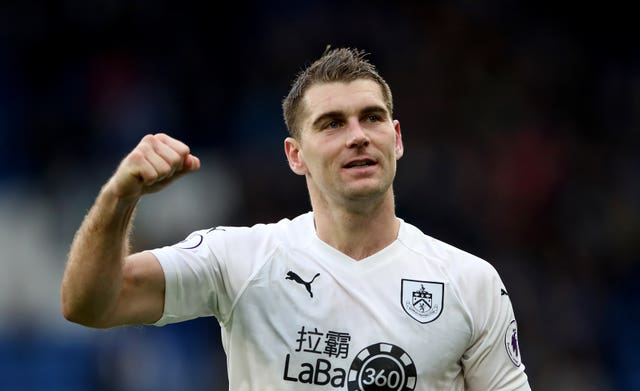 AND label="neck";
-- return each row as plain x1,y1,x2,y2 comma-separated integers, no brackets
311,191,400,261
